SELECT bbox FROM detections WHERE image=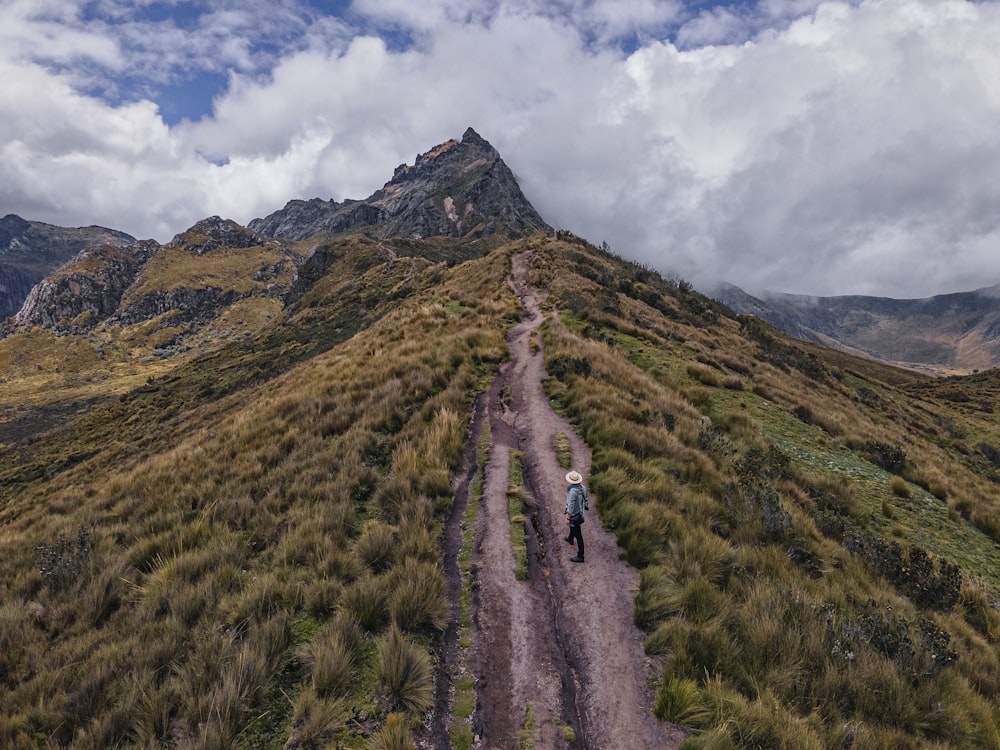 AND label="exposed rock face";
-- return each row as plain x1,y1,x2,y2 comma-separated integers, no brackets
11,241,160,333
0,214,135,320
110,286,240,327
249,127,553,242
108,218,288,327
